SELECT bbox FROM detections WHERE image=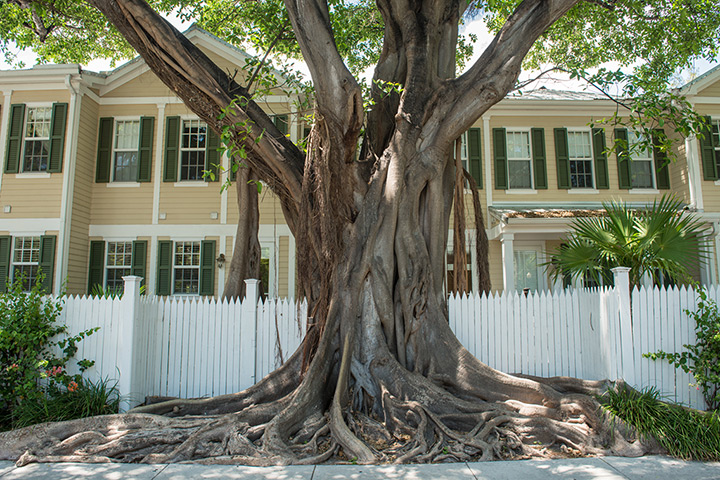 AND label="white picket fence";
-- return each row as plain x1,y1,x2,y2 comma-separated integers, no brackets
57,278,307,410
56,270,711,411
448,268,708,409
